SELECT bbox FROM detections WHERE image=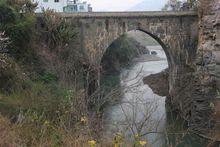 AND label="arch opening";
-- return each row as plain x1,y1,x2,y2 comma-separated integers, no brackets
100,30,170,97
99,30,170,144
